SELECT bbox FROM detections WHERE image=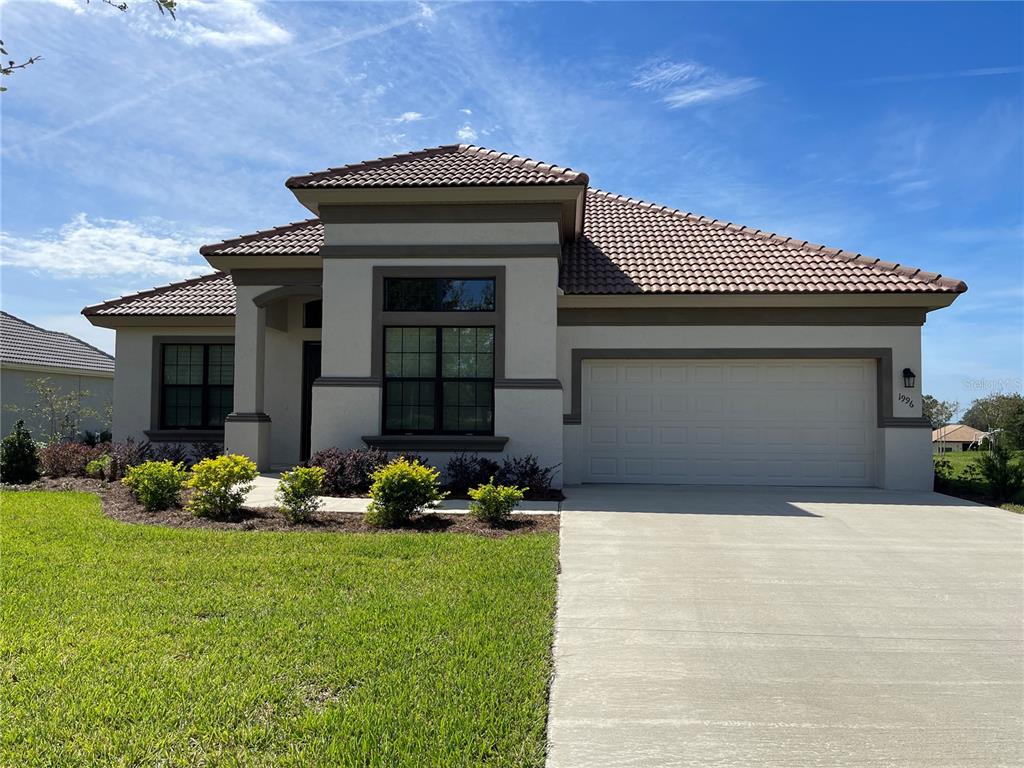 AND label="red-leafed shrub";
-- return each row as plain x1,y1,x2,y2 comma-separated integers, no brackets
39,441,105,478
